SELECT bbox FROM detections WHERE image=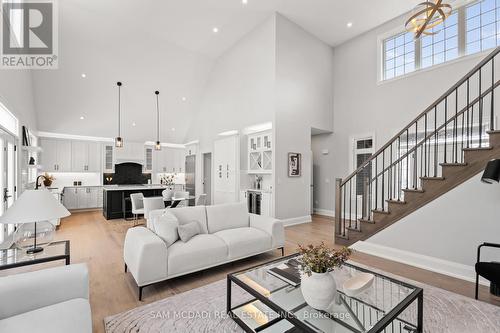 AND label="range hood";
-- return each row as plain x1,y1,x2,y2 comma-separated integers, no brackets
115,157,144,165
114,142,146,165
